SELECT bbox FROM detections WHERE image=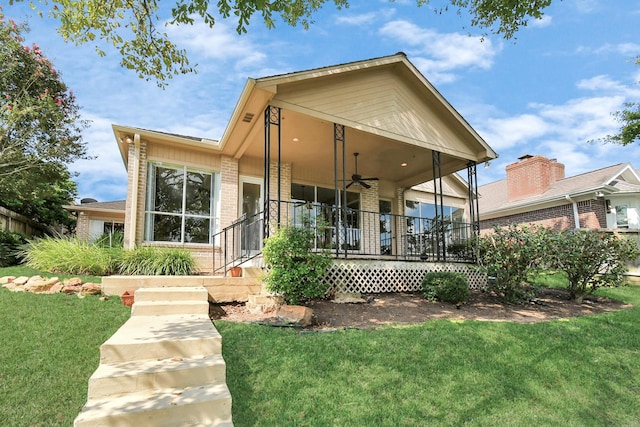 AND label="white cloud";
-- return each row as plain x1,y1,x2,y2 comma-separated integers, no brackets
379,20,500,83
529,15,553,28
70,115,128,201
480,114,550,150
166,20,266,69
335,12,380,26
